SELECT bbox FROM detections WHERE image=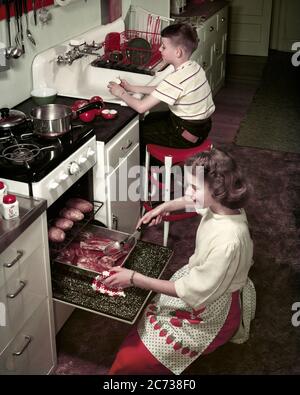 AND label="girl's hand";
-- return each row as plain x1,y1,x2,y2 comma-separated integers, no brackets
103,266,133,289
136,203,170,228
107,81,126,98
